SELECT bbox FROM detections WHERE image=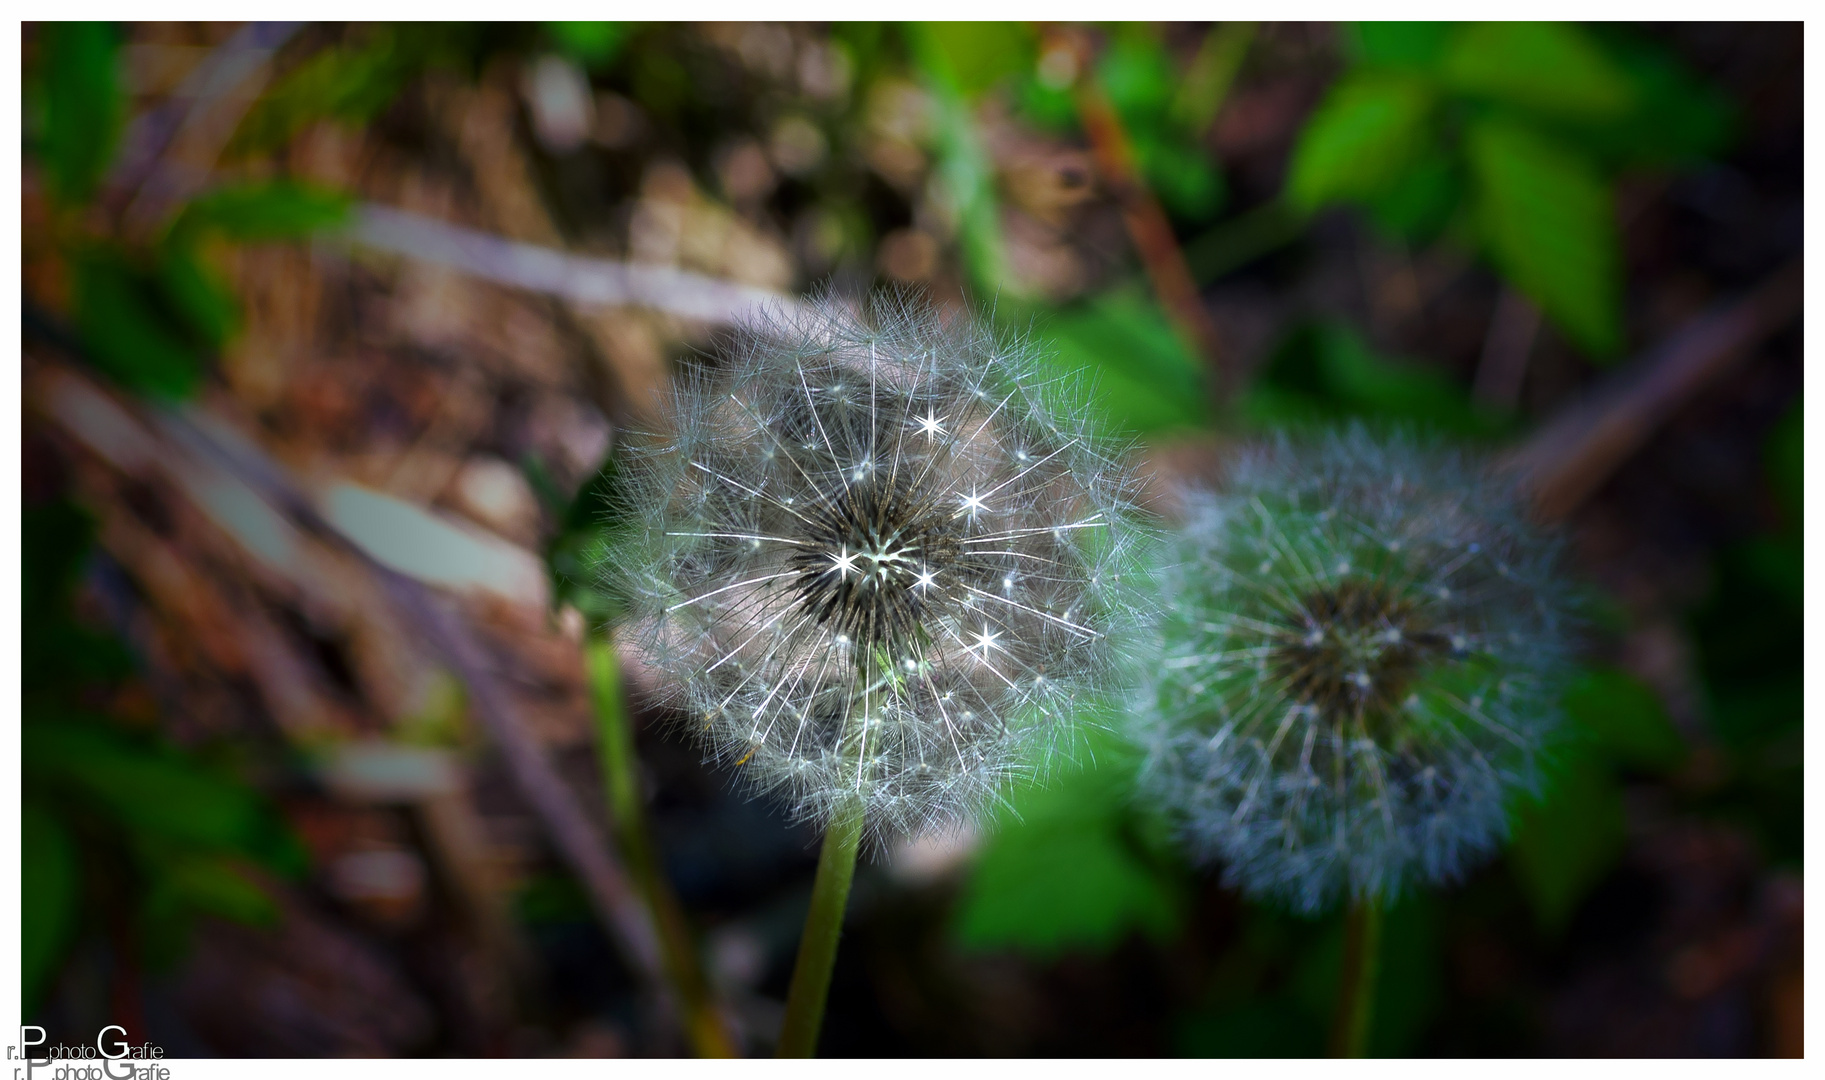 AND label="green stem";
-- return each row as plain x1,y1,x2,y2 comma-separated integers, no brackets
1328,897,1383,1058
585,635,736,1058
776,795,864,1058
